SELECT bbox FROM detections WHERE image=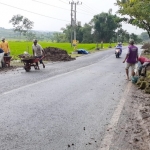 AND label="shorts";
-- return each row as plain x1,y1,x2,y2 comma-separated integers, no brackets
126,63,136,71
35,56,43,64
